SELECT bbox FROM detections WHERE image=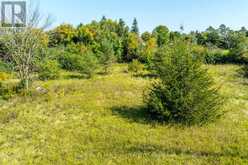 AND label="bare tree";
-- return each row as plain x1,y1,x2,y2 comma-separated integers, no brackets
3,2,52,91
